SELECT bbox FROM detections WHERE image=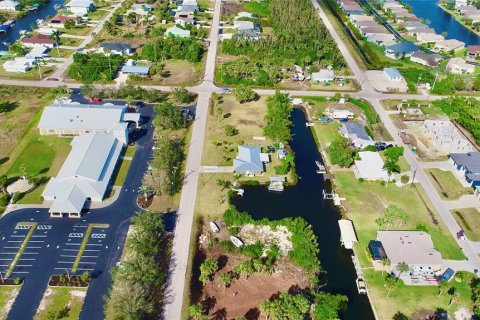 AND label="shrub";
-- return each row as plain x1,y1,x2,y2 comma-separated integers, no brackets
224,126,239,136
